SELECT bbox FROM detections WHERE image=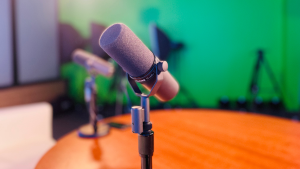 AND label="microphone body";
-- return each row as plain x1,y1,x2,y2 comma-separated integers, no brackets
100,23,179,101
72,49,114,77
